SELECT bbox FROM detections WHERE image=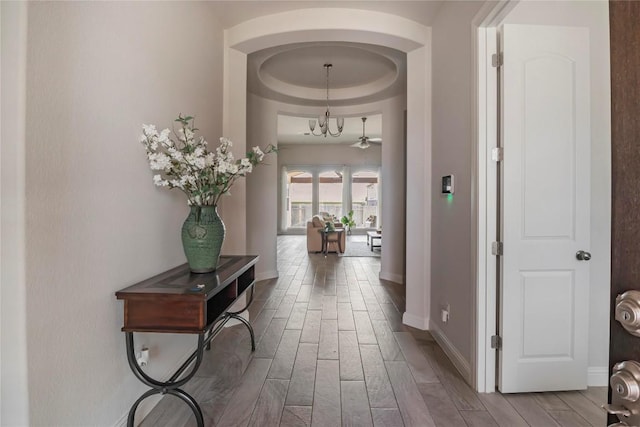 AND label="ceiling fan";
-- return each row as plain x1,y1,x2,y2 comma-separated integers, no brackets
351,117,382,149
